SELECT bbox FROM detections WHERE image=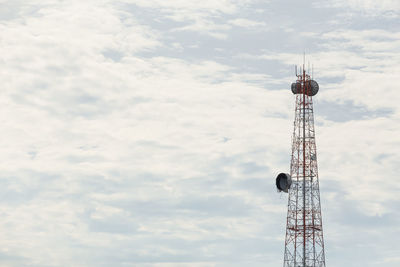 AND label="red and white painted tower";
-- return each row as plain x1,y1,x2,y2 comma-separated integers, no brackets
276,65,326,266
